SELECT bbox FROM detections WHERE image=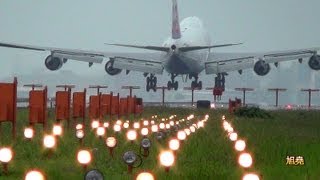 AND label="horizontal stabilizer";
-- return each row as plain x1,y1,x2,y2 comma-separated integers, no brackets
105,43,170,52
179,43,243,52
